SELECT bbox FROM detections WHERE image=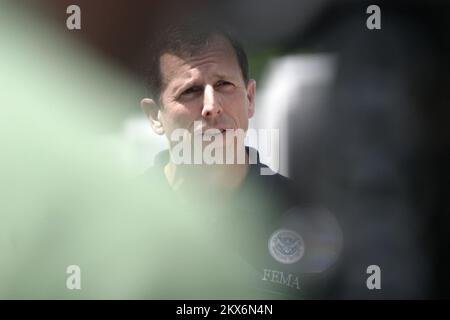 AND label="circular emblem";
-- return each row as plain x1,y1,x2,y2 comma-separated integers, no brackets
268,229,305,264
